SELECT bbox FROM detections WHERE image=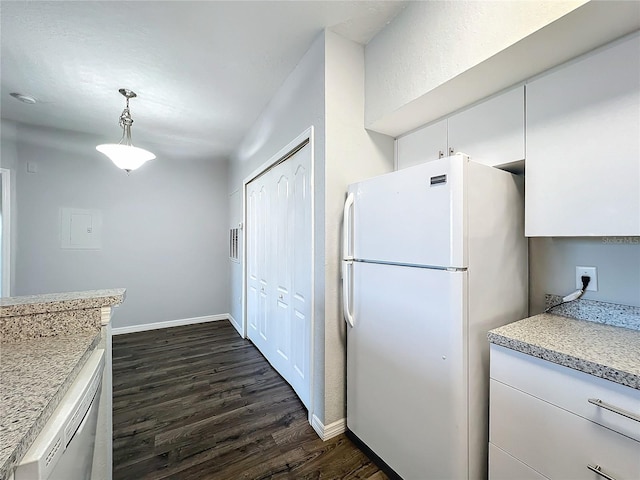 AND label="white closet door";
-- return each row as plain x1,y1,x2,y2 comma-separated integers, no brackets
288,156,311,407
246,171,272,357
273,167,292,376
246,143,311,408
